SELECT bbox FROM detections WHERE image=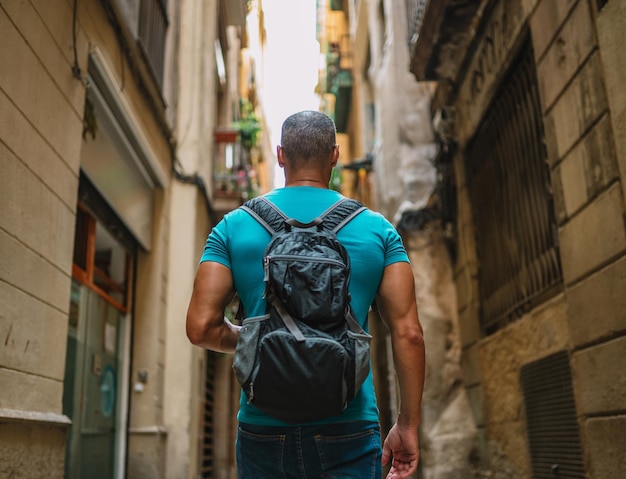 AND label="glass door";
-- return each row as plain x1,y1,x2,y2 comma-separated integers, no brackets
63,281,127,479
64,200,133,479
